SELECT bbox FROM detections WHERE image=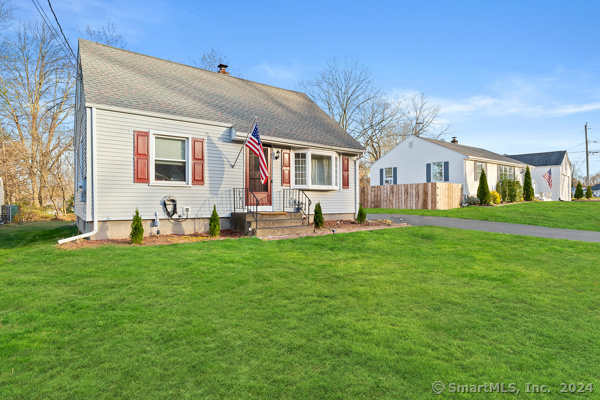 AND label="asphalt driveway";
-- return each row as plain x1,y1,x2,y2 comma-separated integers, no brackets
368,213,600,243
